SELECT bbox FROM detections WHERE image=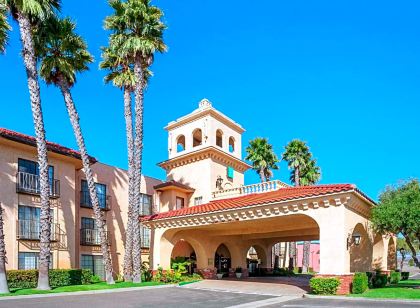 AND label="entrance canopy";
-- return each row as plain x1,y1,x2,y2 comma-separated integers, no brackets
143,184,395,277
